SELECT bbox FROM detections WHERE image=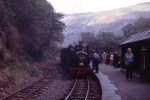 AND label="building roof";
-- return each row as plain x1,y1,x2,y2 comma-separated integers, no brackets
121,30,150,45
